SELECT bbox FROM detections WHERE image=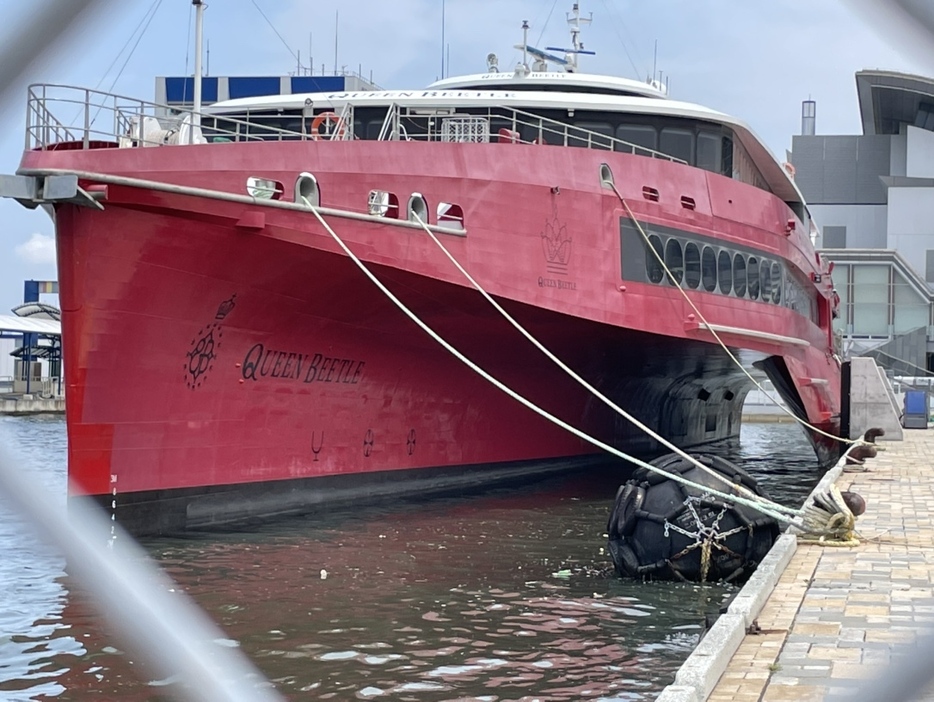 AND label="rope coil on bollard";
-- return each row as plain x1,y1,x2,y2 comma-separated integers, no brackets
797,484,860,547
793,436,877,547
